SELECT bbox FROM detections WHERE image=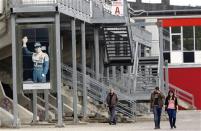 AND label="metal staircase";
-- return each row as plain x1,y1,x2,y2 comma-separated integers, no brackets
102,26,134,66
134,56,160,101
61,64,135,118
